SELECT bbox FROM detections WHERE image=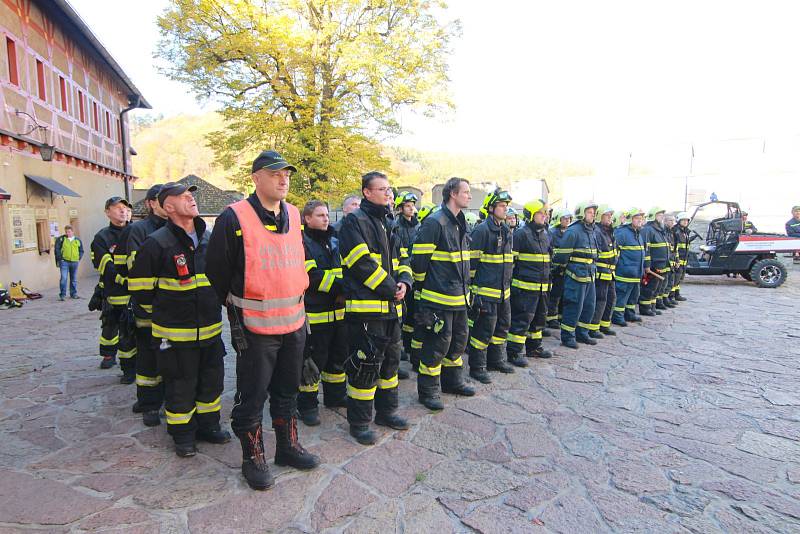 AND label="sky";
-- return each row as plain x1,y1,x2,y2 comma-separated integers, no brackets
69,0,800,170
